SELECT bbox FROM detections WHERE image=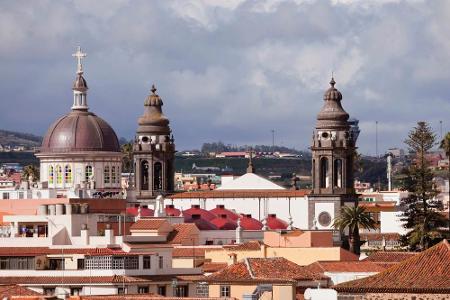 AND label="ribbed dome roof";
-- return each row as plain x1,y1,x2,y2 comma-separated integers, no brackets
40,110,120,153
137,85,170,134
165,205,181,217
316,77,349,129
73,74,88,91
